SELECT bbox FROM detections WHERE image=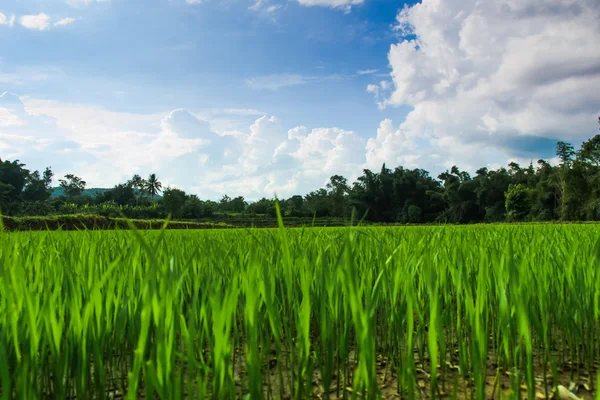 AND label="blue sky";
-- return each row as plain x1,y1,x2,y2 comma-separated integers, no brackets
1,0,599,199
1,0,403,128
